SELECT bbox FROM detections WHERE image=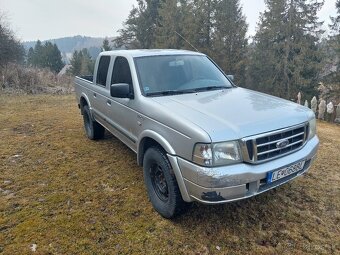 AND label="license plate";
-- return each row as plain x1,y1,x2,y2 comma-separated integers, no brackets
267,160,305,183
